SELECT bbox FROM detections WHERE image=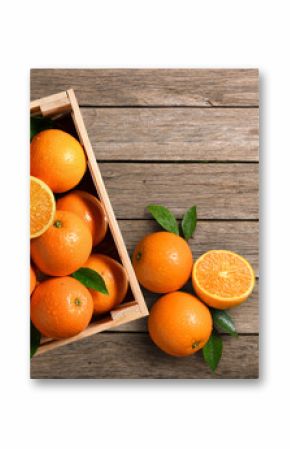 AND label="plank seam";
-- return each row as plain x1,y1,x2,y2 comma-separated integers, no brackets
116,218,259,222
80,105,259,109
101,330,260,332
98,160,259,164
